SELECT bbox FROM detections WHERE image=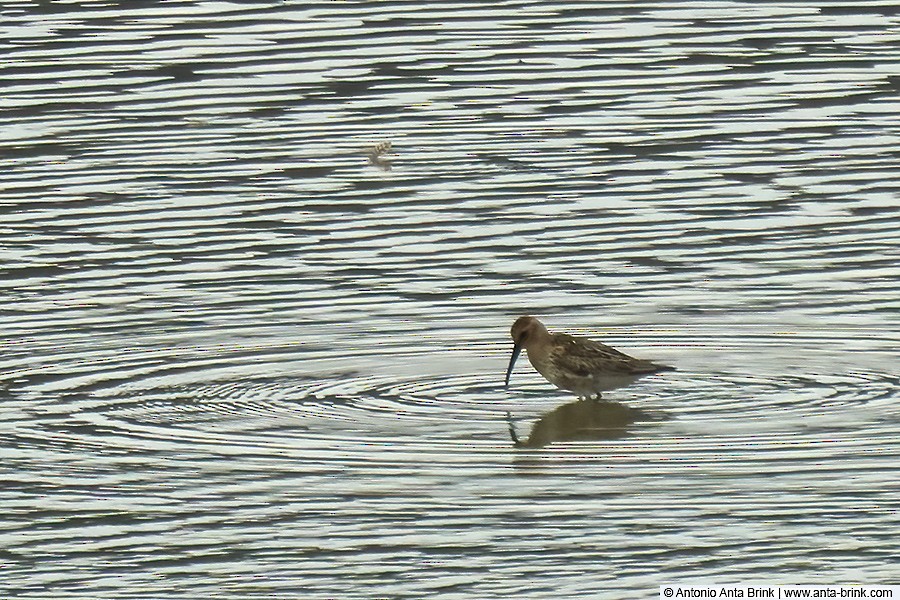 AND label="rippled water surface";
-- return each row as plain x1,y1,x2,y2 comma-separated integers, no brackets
2,1,899,598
